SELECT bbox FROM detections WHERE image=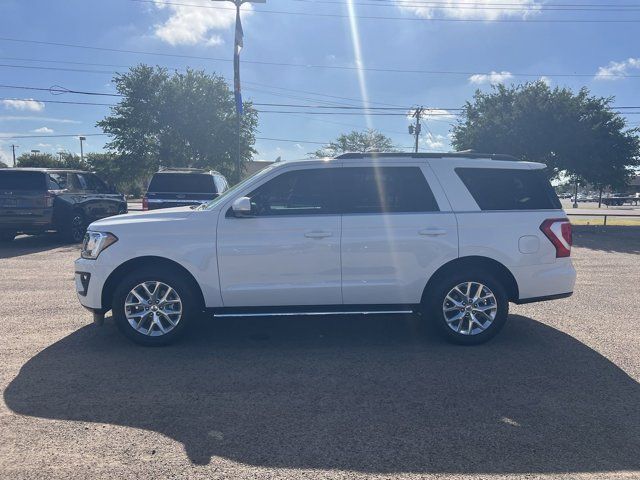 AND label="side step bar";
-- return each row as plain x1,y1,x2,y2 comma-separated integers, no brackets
213,309,414,318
